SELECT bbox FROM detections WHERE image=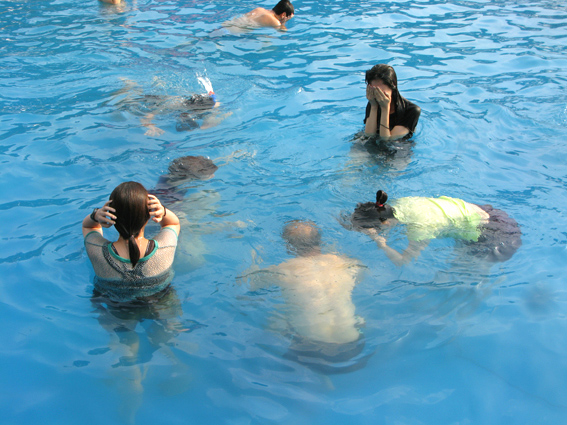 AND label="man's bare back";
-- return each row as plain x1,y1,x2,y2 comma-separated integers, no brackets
244,221,365,345
268,253,363,344
222,1,294,34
